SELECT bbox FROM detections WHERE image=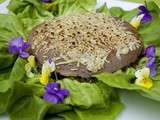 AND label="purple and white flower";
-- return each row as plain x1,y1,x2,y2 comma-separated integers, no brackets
8,37,30,58
145,45,157,77
43,82,69,103
130,5,152,28
138,5,152,23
